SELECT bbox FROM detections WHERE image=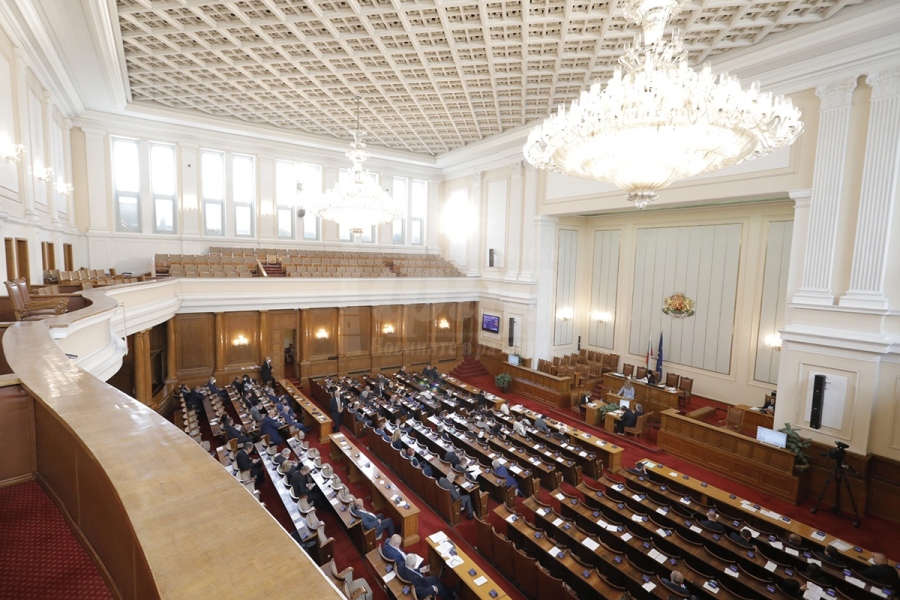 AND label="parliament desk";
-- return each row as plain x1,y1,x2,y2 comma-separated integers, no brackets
202,394,225,439
602,374,680,420
281,379,334,443
329,433,421,546
509,404,623,473
440,374,507,412
656,408,805,504
426,531,510,600
735,404,775,437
